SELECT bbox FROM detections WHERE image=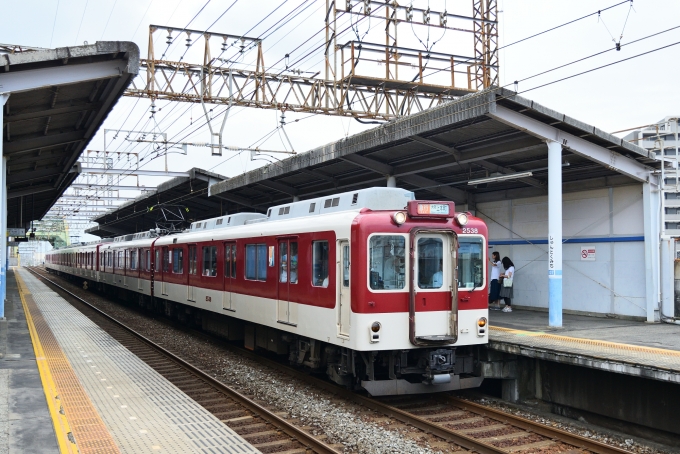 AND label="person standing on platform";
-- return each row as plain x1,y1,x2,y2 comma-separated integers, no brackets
488,252,501,310
499,256,515,313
